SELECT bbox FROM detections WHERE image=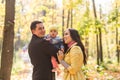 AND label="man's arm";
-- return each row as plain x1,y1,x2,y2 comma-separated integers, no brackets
42,39,59,58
